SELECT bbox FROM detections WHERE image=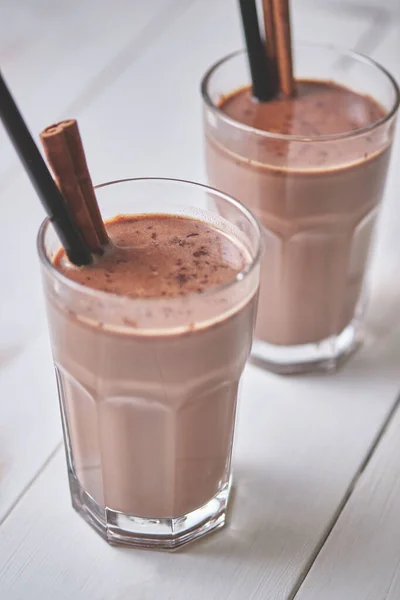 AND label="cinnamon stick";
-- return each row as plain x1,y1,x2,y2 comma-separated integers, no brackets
60,120,109,246
262,0,278,95
0,73,92,266
271,0,295,97
40,123,103,254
